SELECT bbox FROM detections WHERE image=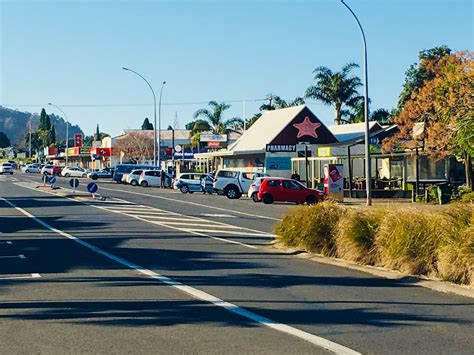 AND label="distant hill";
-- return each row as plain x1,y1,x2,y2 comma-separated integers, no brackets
0,106,84,146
